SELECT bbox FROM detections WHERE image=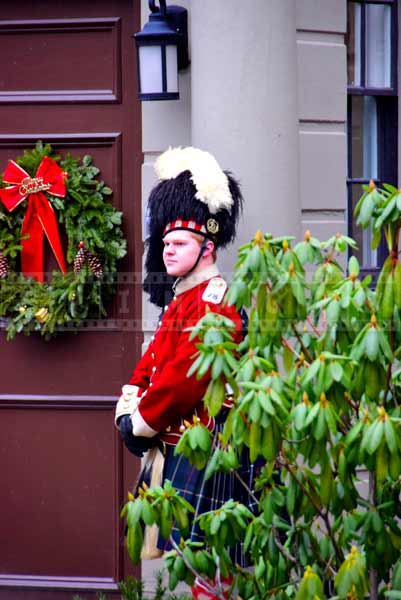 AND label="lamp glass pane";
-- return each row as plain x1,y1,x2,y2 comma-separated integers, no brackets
365,4,391,88
166,45,178,93
139,45,163,93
